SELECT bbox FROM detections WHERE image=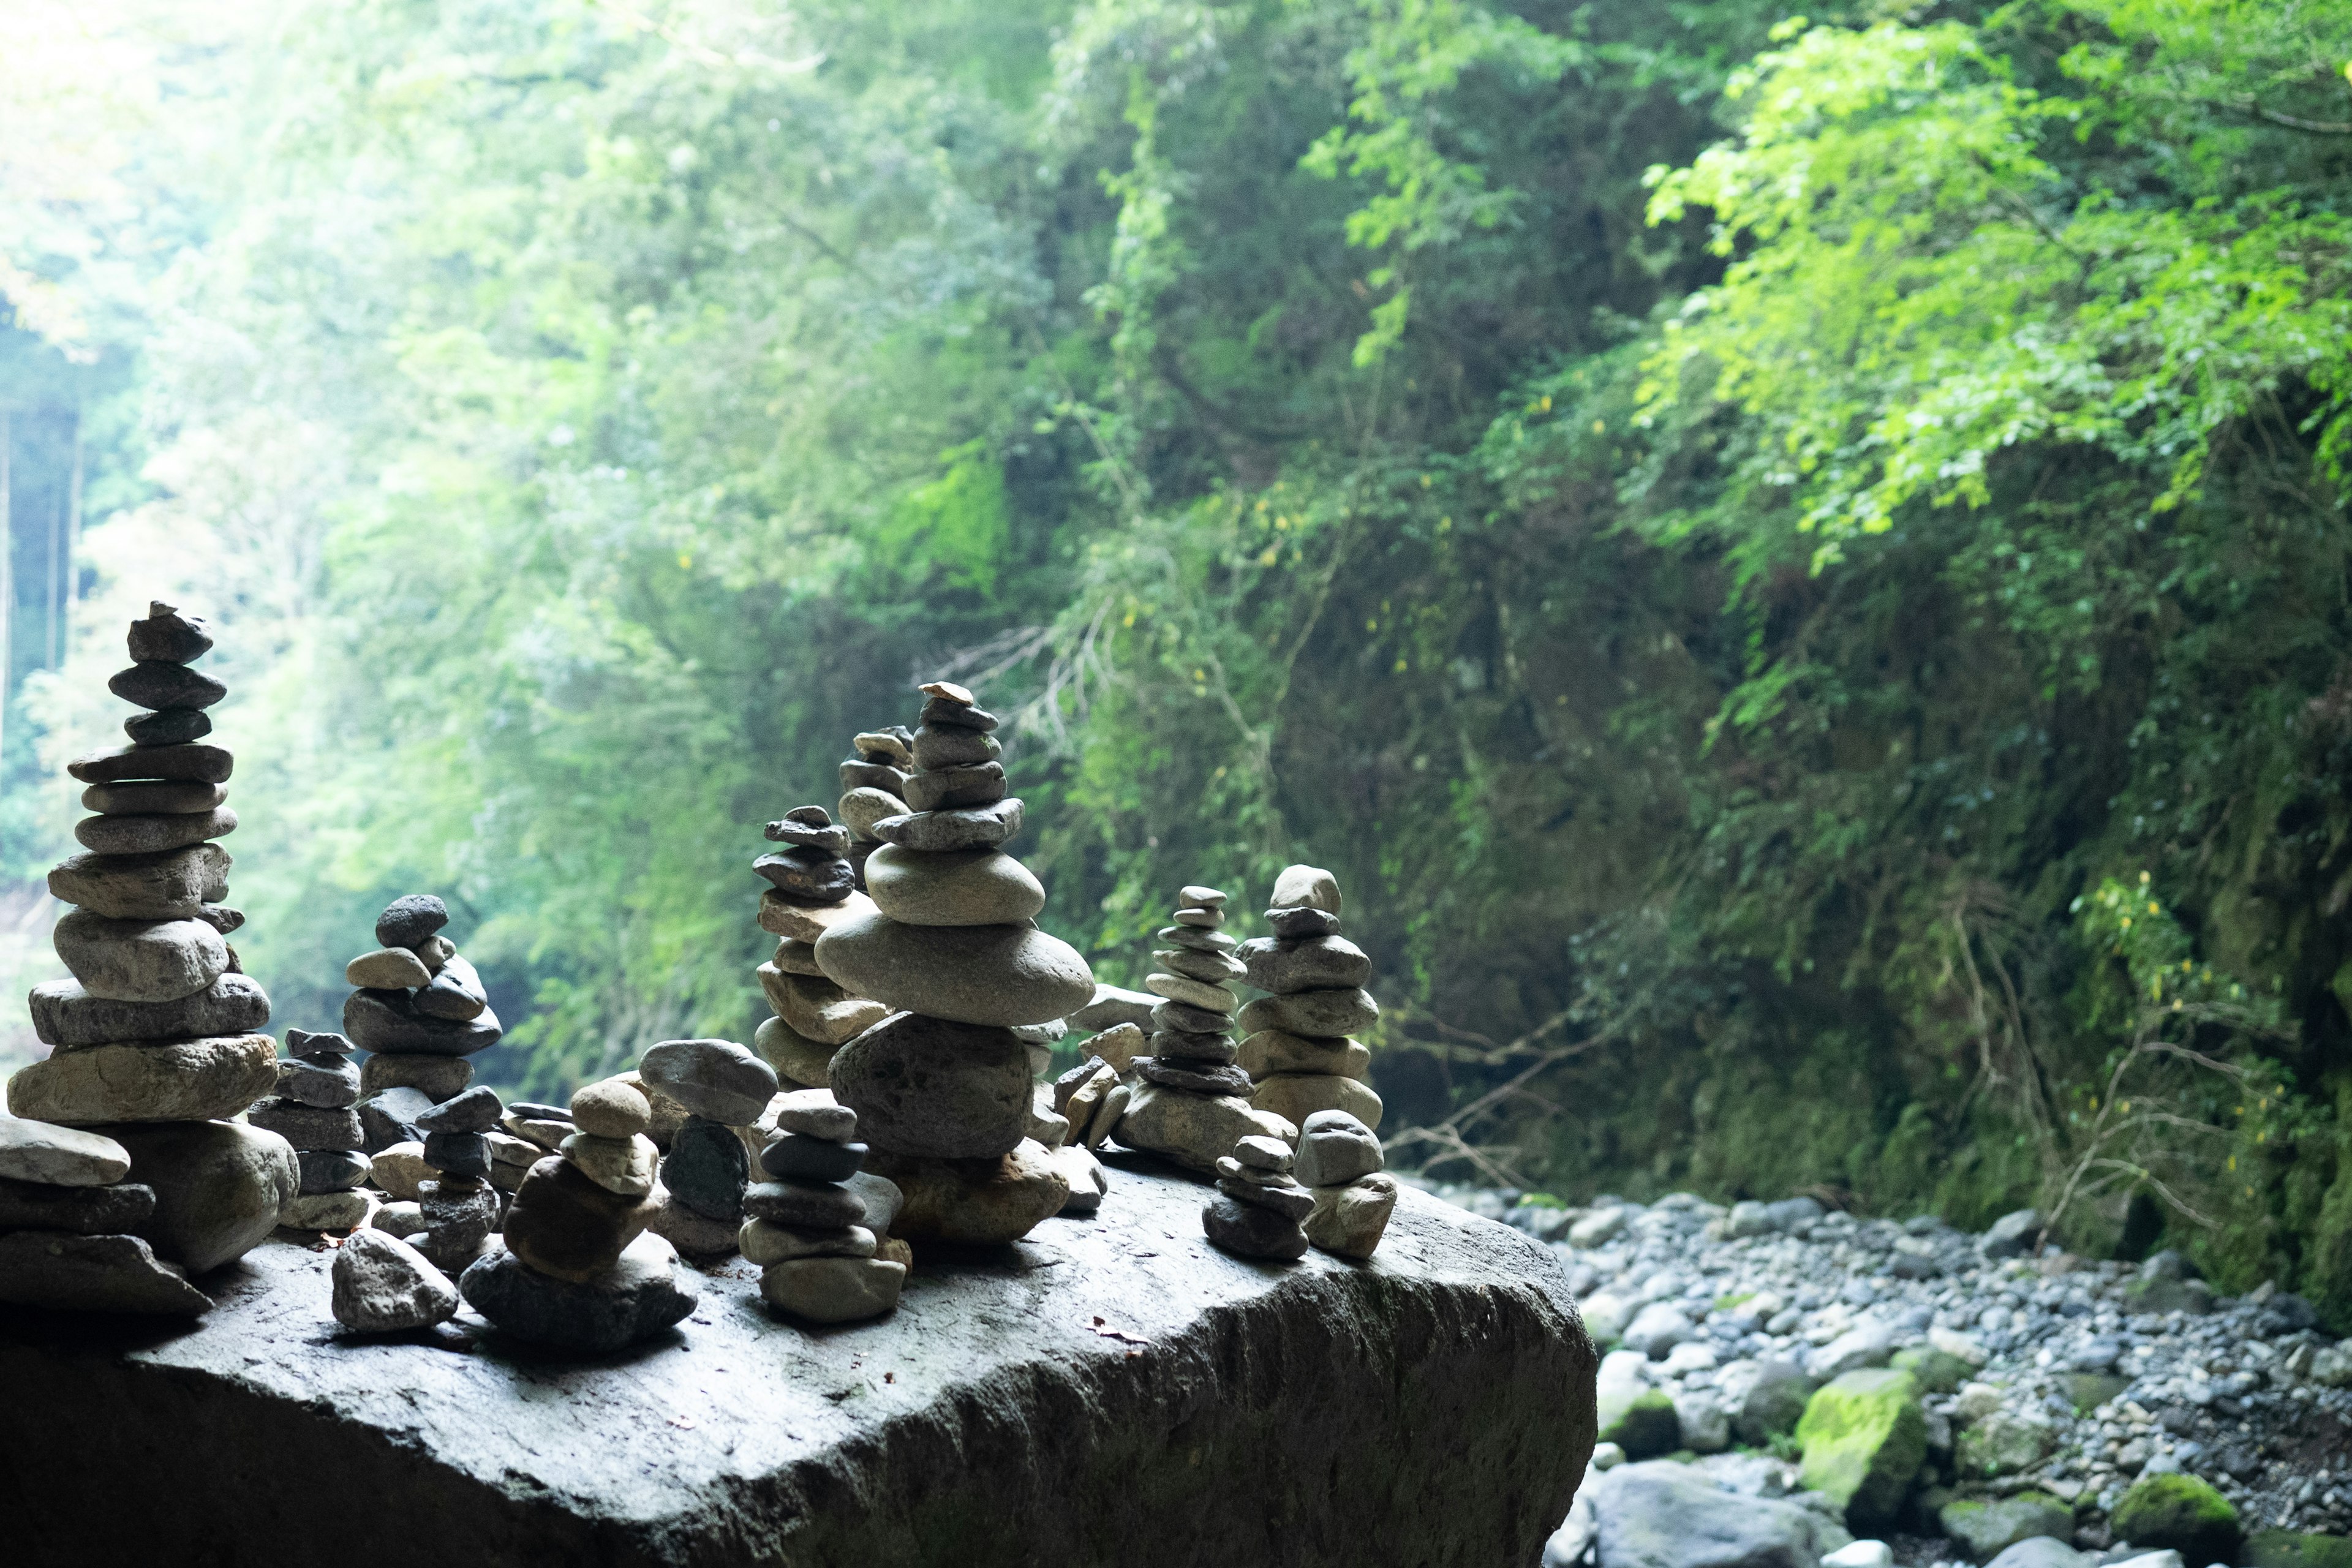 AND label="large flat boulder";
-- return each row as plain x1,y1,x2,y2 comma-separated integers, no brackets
0,1161,1594,1566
